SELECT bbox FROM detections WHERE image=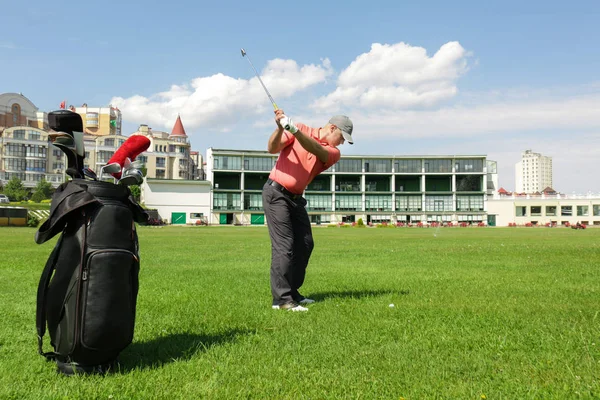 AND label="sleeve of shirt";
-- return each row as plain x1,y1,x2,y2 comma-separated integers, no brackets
280,130,295,148
323,145,341,169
